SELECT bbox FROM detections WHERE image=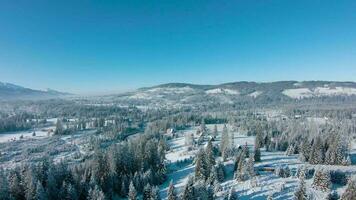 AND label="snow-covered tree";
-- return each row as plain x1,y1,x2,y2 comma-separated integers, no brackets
312,169,331,192
294,168,308,200
128,181,137,200
206,139,216,174
88,185,105,200
150,186,161,200
35,180,48,200
254,146,261,162
221,124,230,160
213,124,218,138
195,149,208,181
143,183,152,200
167,181,177,200
340,178,356,200
182,176,194,200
